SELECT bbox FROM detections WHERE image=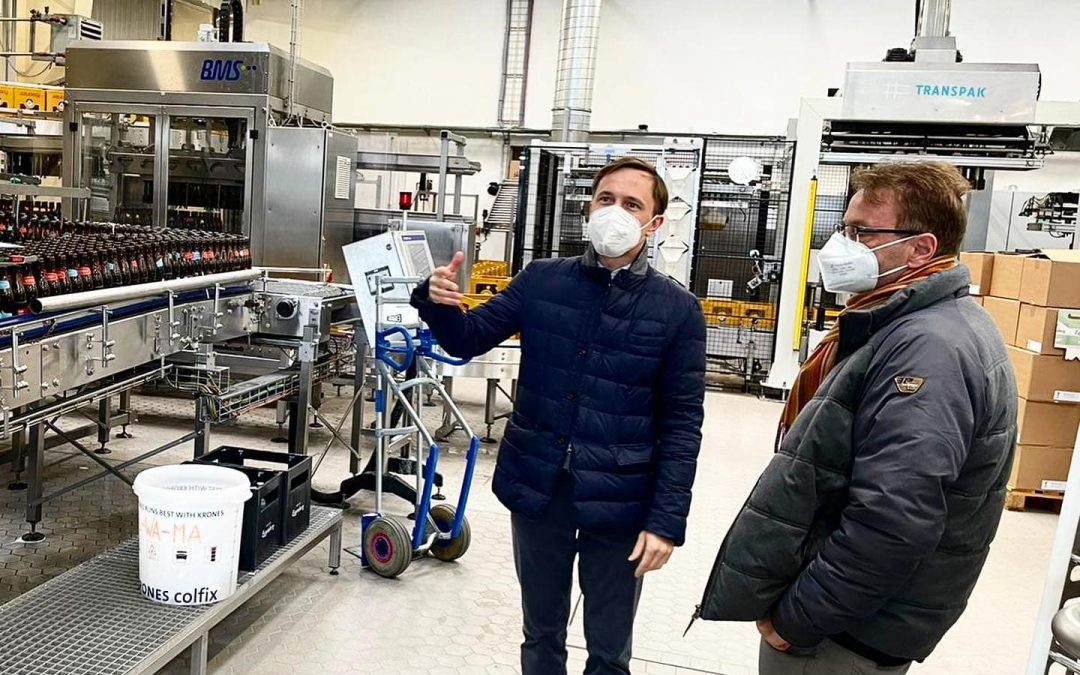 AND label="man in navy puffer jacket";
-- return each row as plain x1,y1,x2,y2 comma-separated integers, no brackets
411,157,706,675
